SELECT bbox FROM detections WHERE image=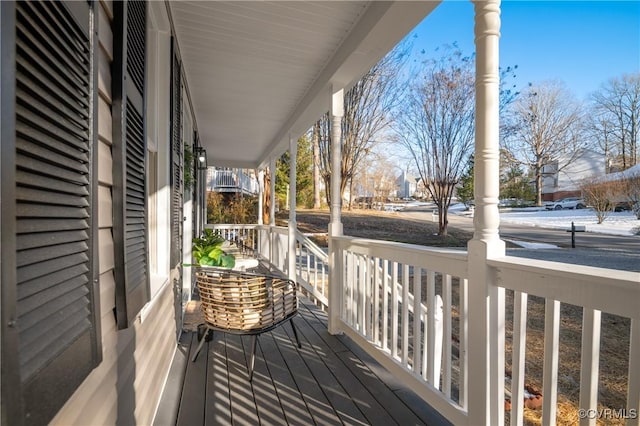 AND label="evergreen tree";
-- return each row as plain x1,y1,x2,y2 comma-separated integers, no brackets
276,135,314,208
456,155,474,208
500,165,535,202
